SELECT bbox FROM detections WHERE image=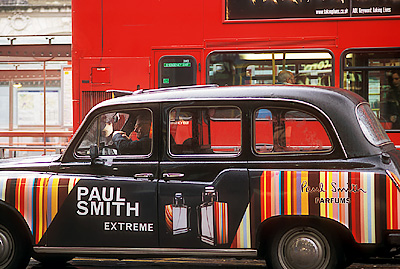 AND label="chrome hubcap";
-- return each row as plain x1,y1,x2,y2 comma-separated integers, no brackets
278,227,329,269
0,226,13,267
